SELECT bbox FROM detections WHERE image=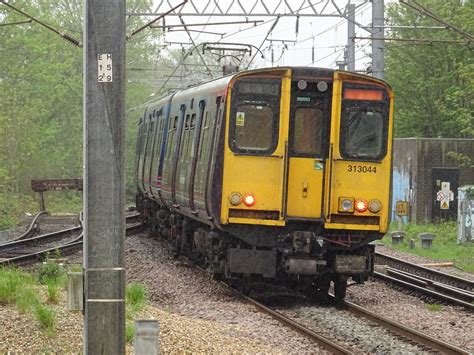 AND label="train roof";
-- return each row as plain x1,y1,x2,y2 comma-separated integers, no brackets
140,66,390,115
